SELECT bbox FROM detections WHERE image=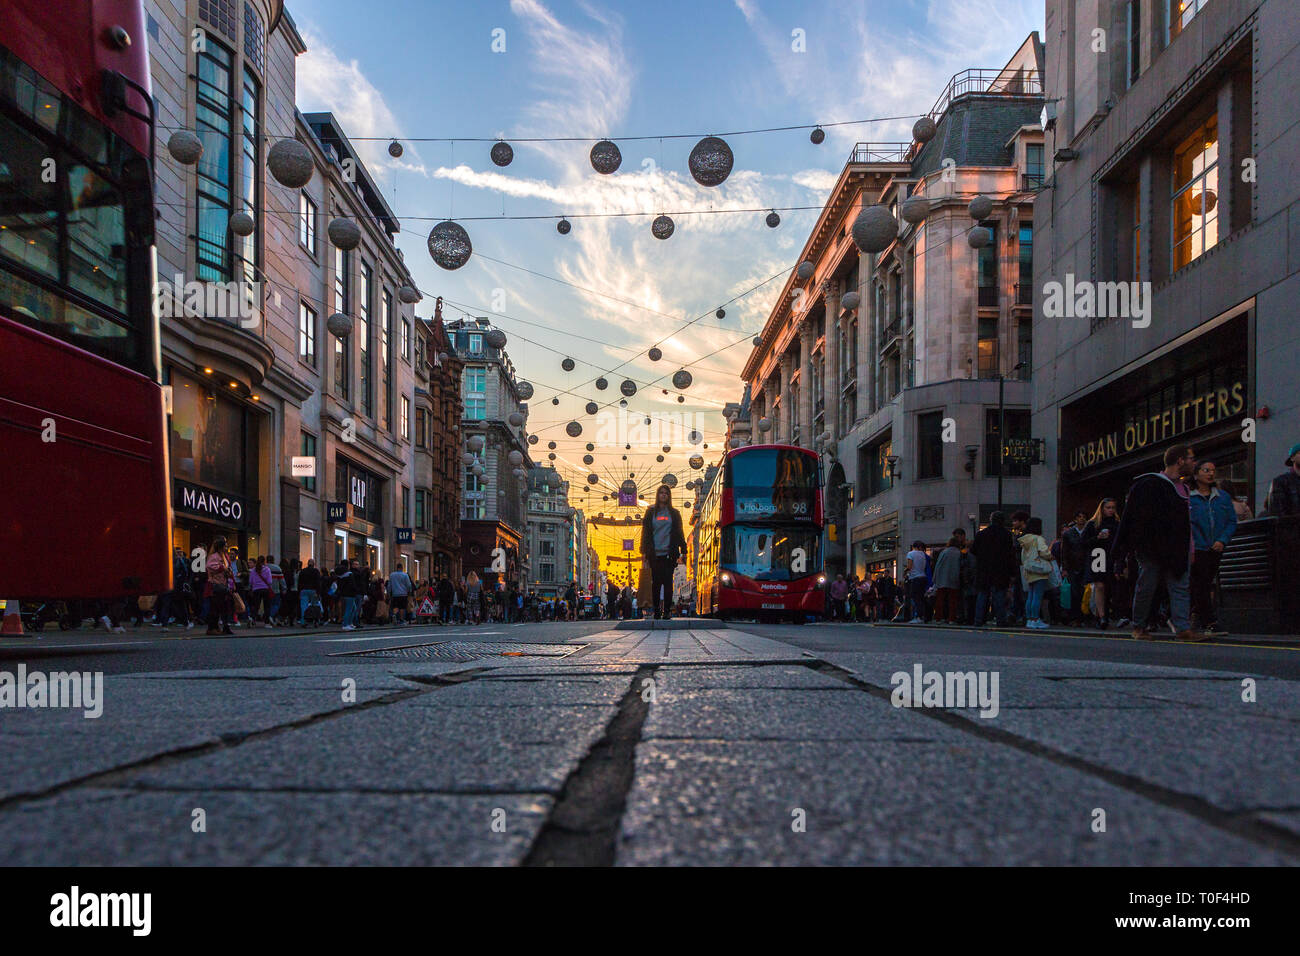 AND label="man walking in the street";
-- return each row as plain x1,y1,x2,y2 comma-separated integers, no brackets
388,564,413,625
296,558,321,626
1263,441,1300,516
1113,444,1203,642
972,512,1016,627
